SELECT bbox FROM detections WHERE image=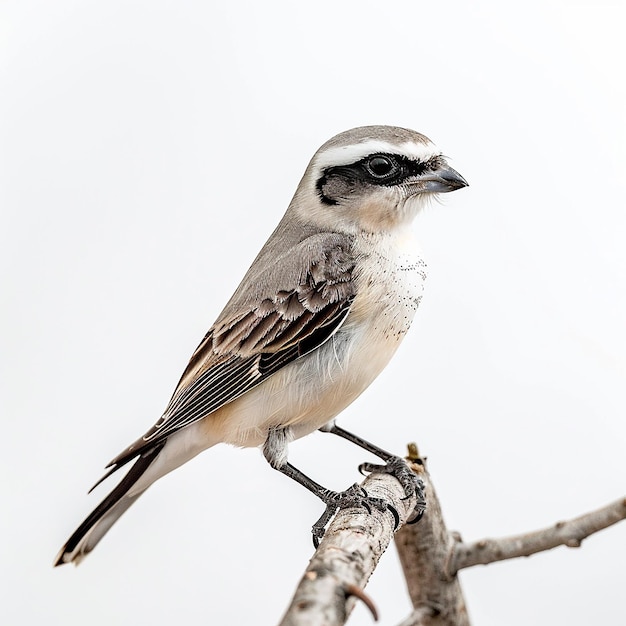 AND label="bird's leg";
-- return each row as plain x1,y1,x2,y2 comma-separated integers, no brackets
263,427,396,547
320,423,426,521
277,462,394,546
320,422,395,460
